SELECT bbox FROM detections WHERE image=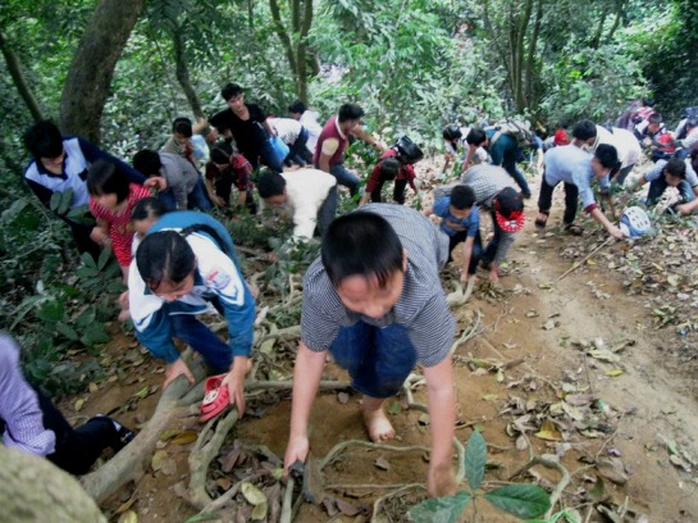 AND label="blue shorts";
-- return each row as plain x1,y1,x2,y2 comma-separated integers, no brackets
330,322,417,398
